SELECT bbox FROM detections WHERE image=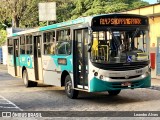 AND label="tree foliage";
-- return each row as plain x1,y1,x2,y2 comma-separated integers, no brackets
0,0,150,28
73,0,149,17
0,0,150,46
0,30,7,46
